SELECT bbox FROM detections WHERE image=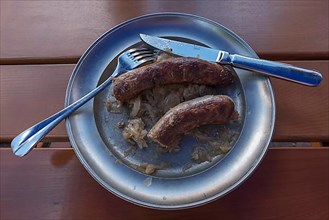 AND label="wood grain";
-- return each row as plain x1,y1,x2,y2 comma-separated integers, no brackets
1,0,328,63
1,61,328,142
0,65,73,141
272,61,329,141
1,148,328,220
1,1,328,220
